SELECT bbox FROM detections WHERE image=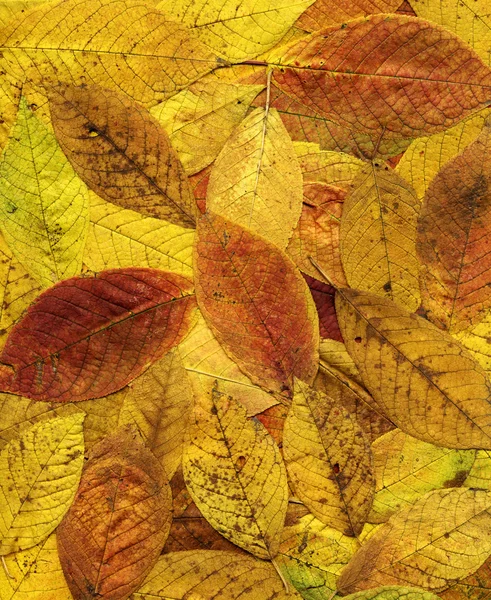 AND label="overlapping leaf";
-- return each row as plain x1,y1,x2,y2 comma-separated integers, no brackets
0,267,196,401
58,427,172,600
183,383,289,559
194,212,319,397
0,411,85,554
296,0,402,30
336,289,491,448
